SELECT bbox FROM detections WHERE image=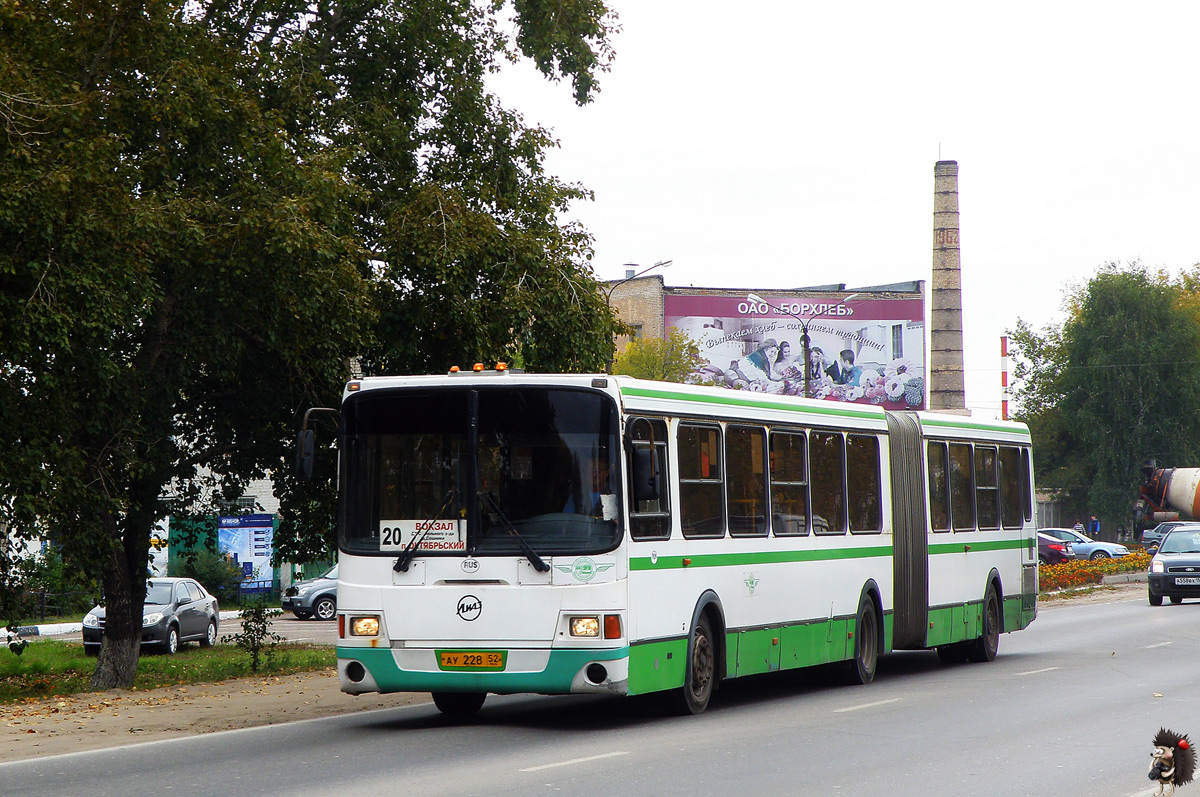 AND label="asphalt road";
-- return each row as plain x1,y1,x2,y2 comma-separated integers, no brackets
7,589,1192,797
